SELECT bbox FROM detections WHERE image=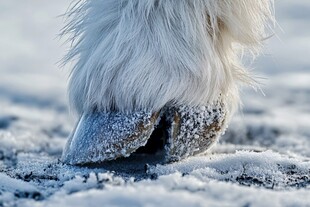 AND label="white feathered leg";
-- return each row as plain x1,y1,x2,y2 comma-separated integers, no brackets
61,0,275,164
